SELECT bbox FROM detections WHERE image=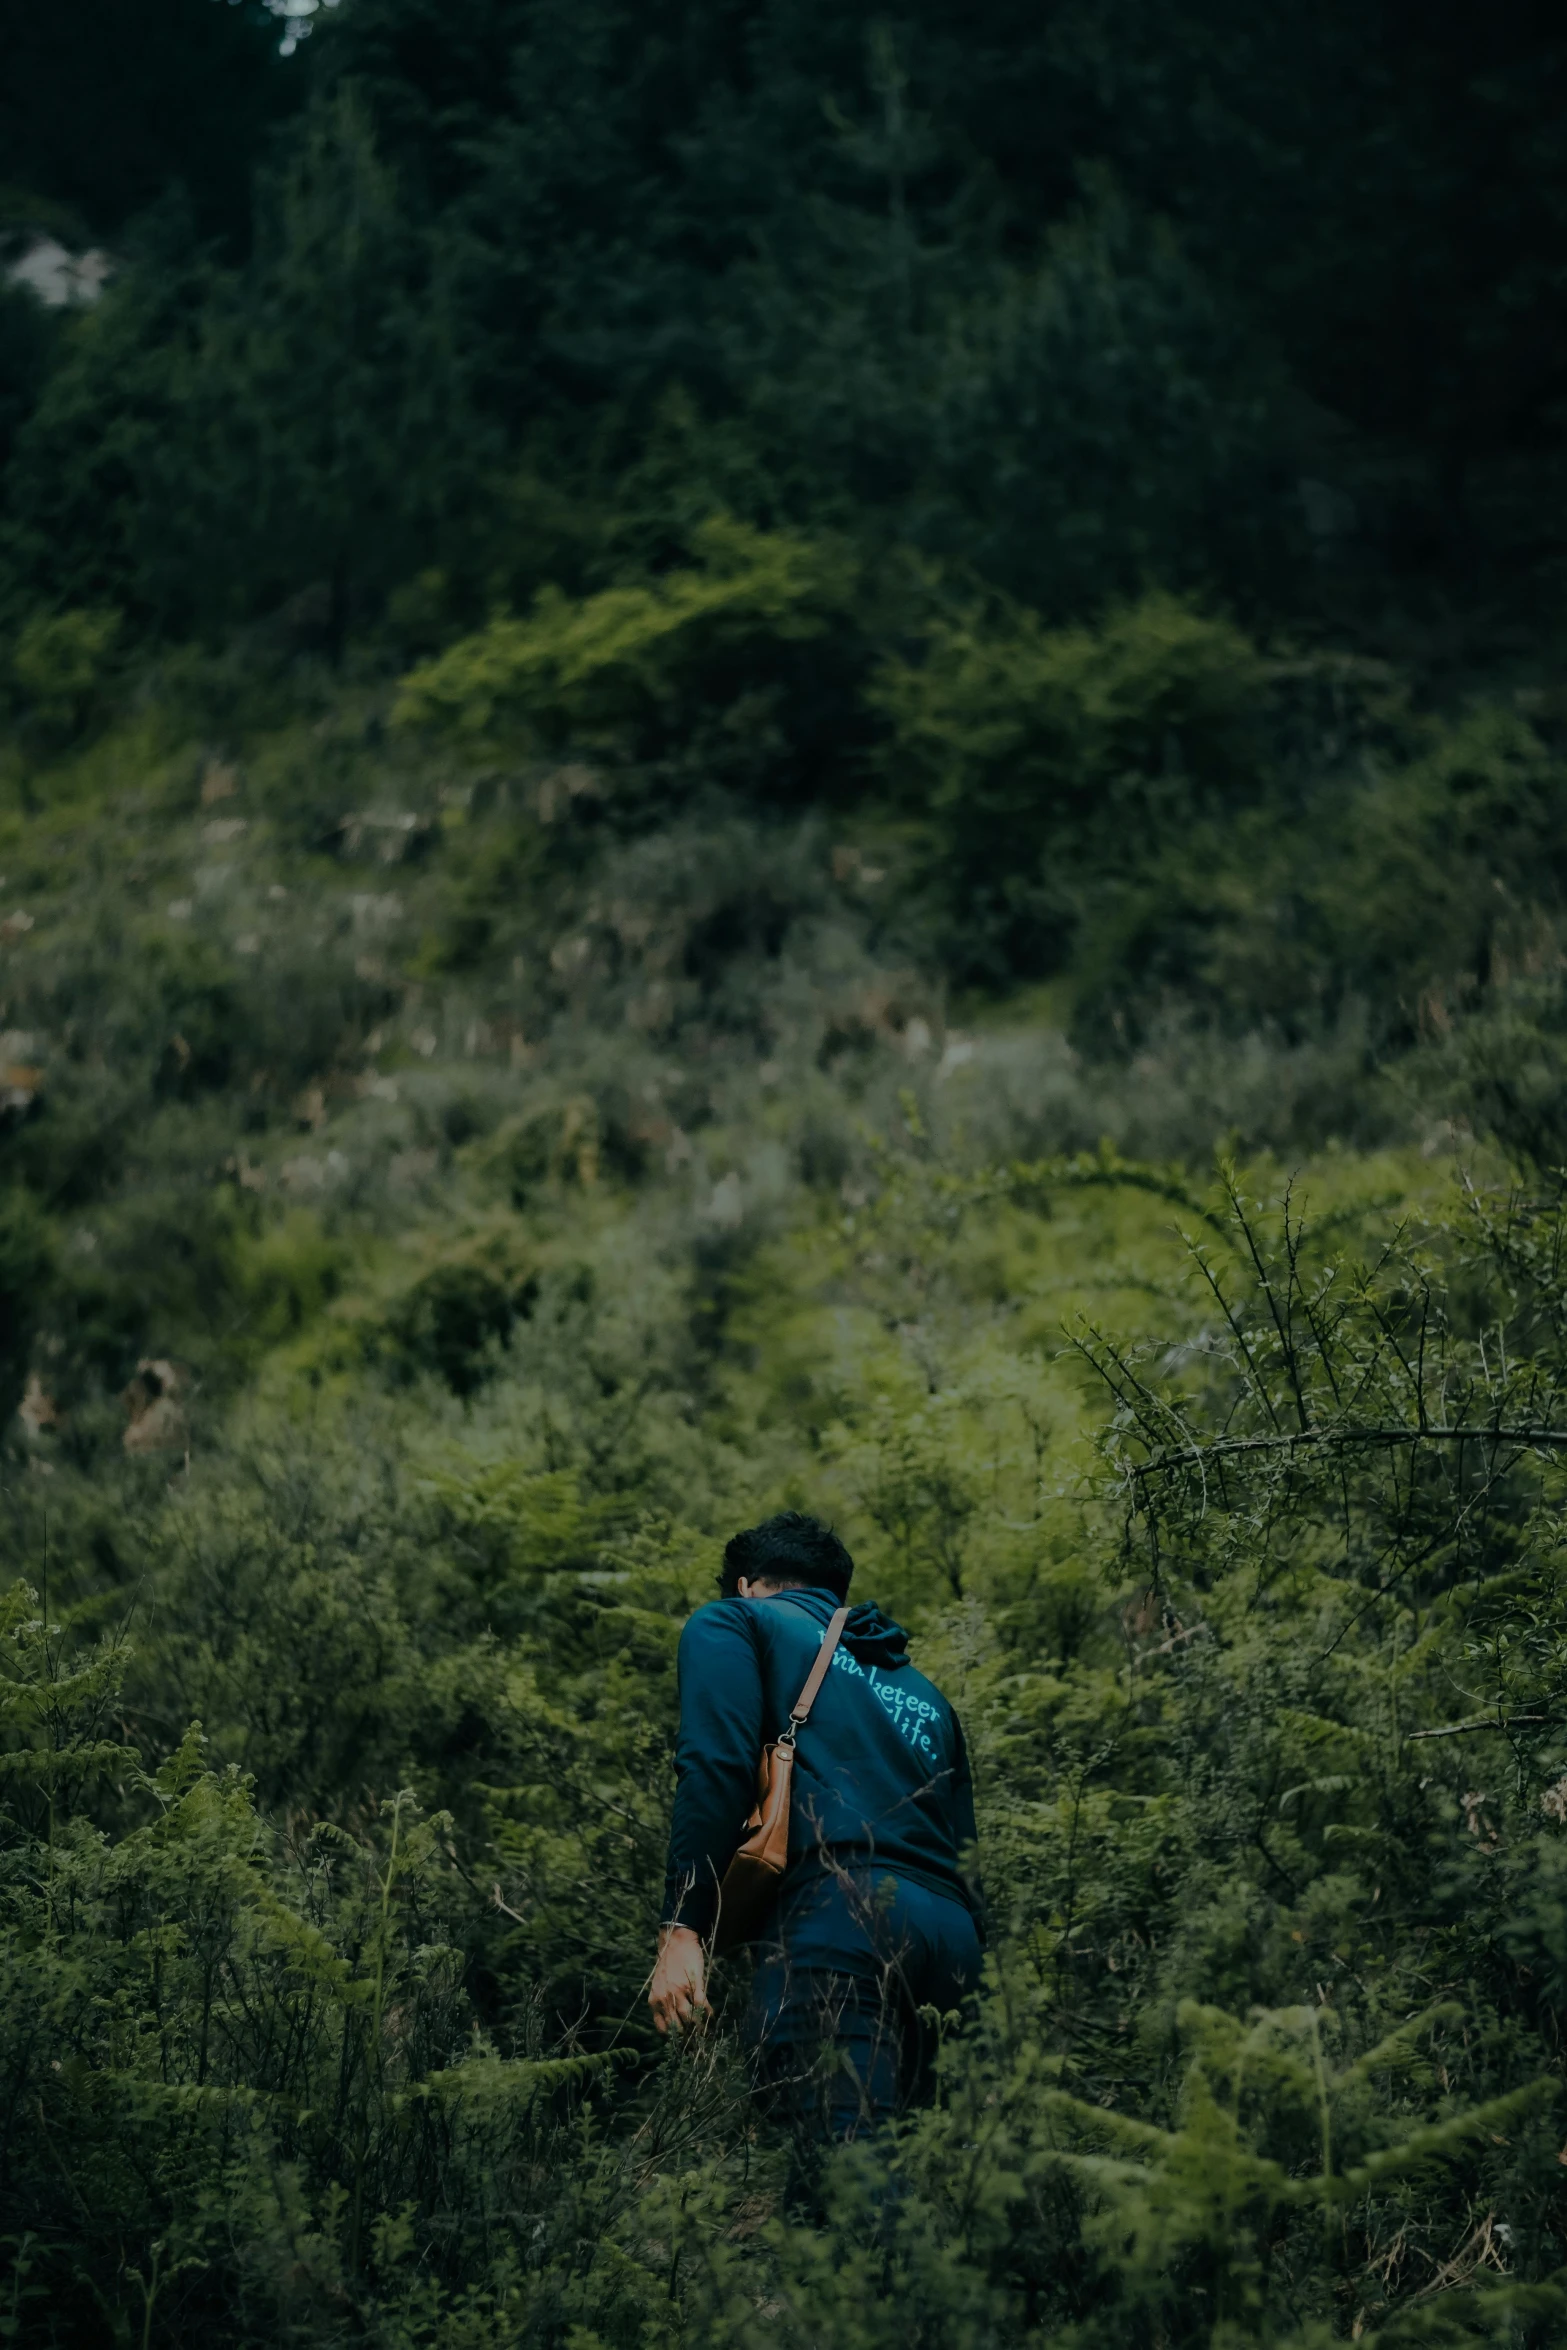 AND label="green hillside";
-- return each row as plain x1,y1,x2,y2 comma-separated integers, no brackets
6,4,1567,2344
